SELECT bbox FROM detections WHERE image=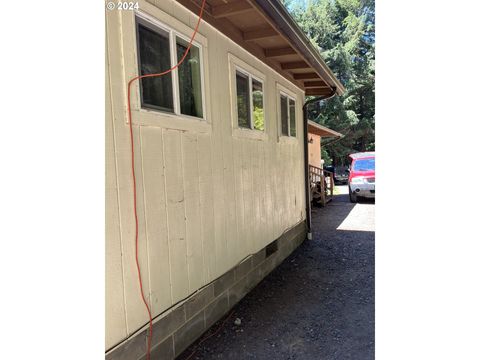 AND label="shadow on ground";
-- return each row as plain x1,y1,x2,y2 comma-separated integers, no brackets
179,189,374,360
